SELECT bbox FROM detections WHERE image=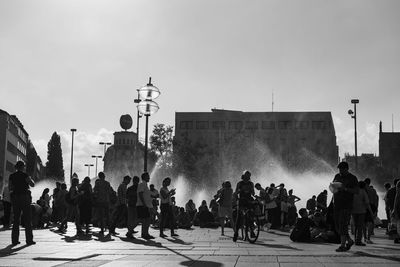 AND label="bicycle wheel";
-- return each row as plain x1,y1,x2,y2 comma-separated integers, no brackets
245,213,260,243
